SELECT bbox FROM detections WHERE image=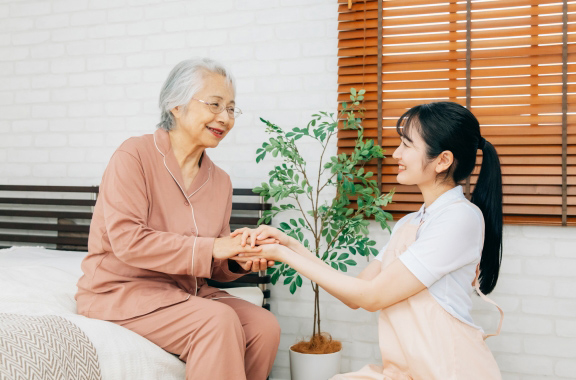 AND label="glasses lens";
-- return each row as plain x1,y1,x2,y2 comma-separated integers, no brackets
225,108,241,119
209,103,224,114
